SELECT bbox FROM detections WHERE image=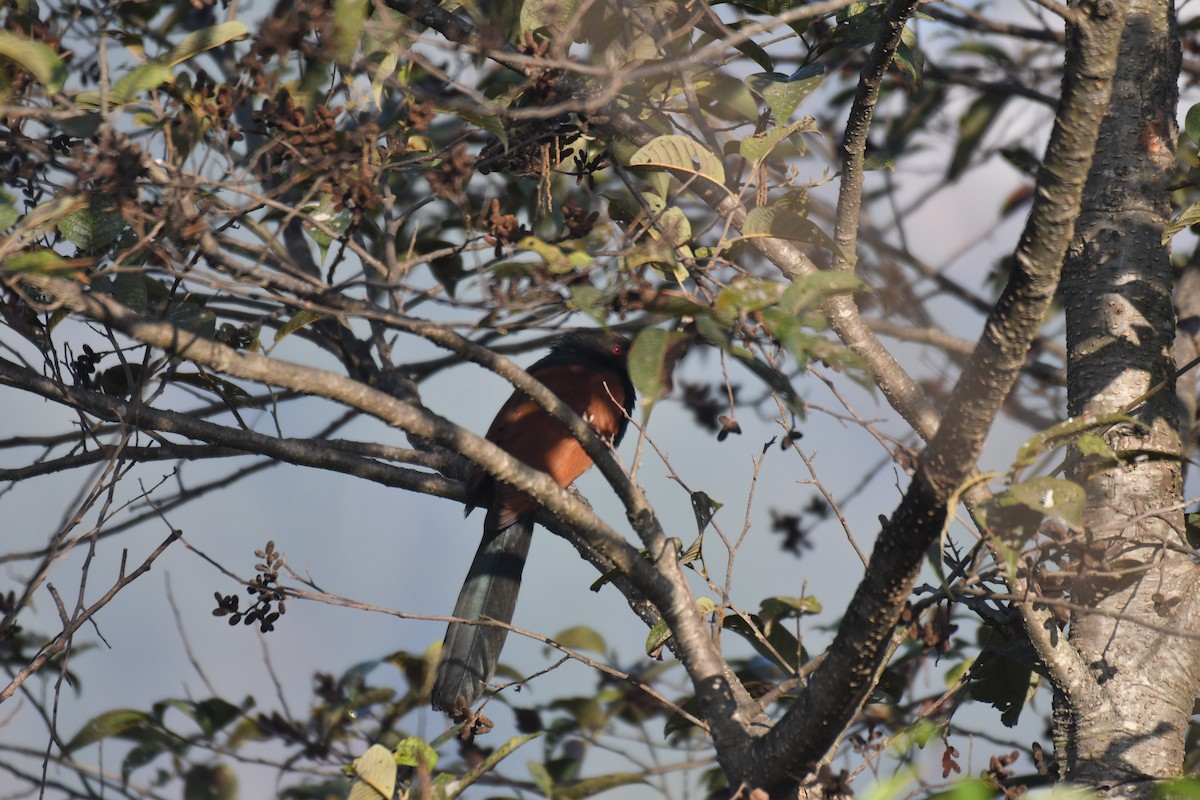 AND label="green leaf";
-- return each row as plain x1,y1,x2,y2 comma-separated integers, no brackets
162,21,250,67
371,46,405,107
761,309,852,368
183,763,238,800
780,270,863,311
693,72,762,123
528,760,555,796
947,91,1008,180
893,39,924,89
1185,103,1200,147
925,779,995,800
859,768,916,800
75,63,173,107
568,284,608,323
967,638,1037,727
680,491,722,564
647,598,717,653
741,205,852,265
94,273,150,313
516,235,593,274
274,310,325,344
428,242,467,297
442,733,540,799
693,313,731,349
57,206,127,252
521,0,578,35
949,41,1015,66
553,625,607,656
393,736,438,770
0,188,17,231
610,141,672,200
190,697,244,738
167,300,217,339
645,618,671,655
169,372,257,406
723,613,805,671
349,744,395,800
0,31,66,91
1002,476,1085,530
726,23,773,72
1157,778,1200,800
122,736,174,783
117,62,175,98
628,327,687,410
738,118,818,164
1014,413,1143,470
654,205,691,247
745,65,825,122
554,772,649,799
65,709,154,753
333,0,370,64
1164,199,1200,242
813,2,884,58
1075,433,1119,462
98,364,145,396
714,277,785,322
0,249,77,274
301,195,352,263
7,194,87,246
58,112,103,138
689,490,722,534
549,695,607,734
759,595,821,631
630,135,726,188
732,351,808,417
75,23,248,108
